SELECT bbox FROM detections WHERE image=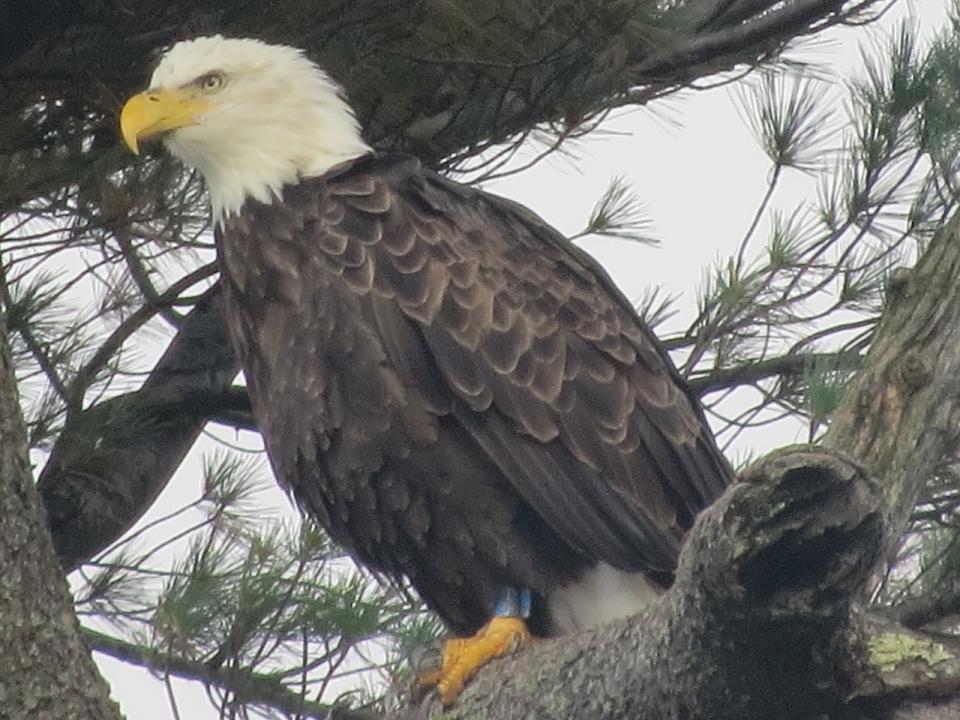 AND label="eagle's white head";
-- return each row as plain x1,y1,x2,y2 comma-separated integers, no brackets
120,36,371,222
